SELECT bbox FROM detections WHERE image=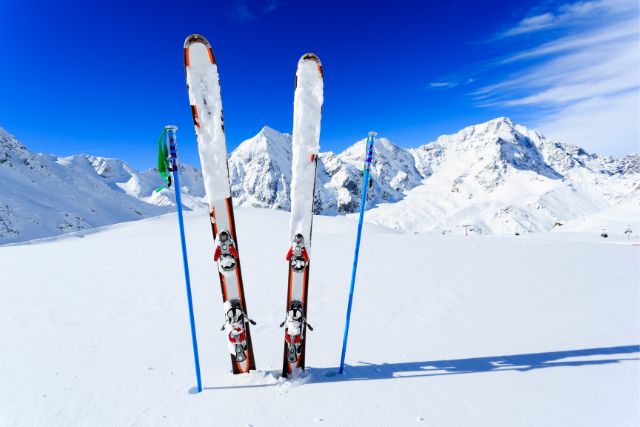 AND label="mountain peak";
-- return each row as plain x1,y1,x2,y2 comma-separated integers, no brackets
258,125,289,139
489,116,514,126
235,126,291,157
439,117,520,144
228,126,293,210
